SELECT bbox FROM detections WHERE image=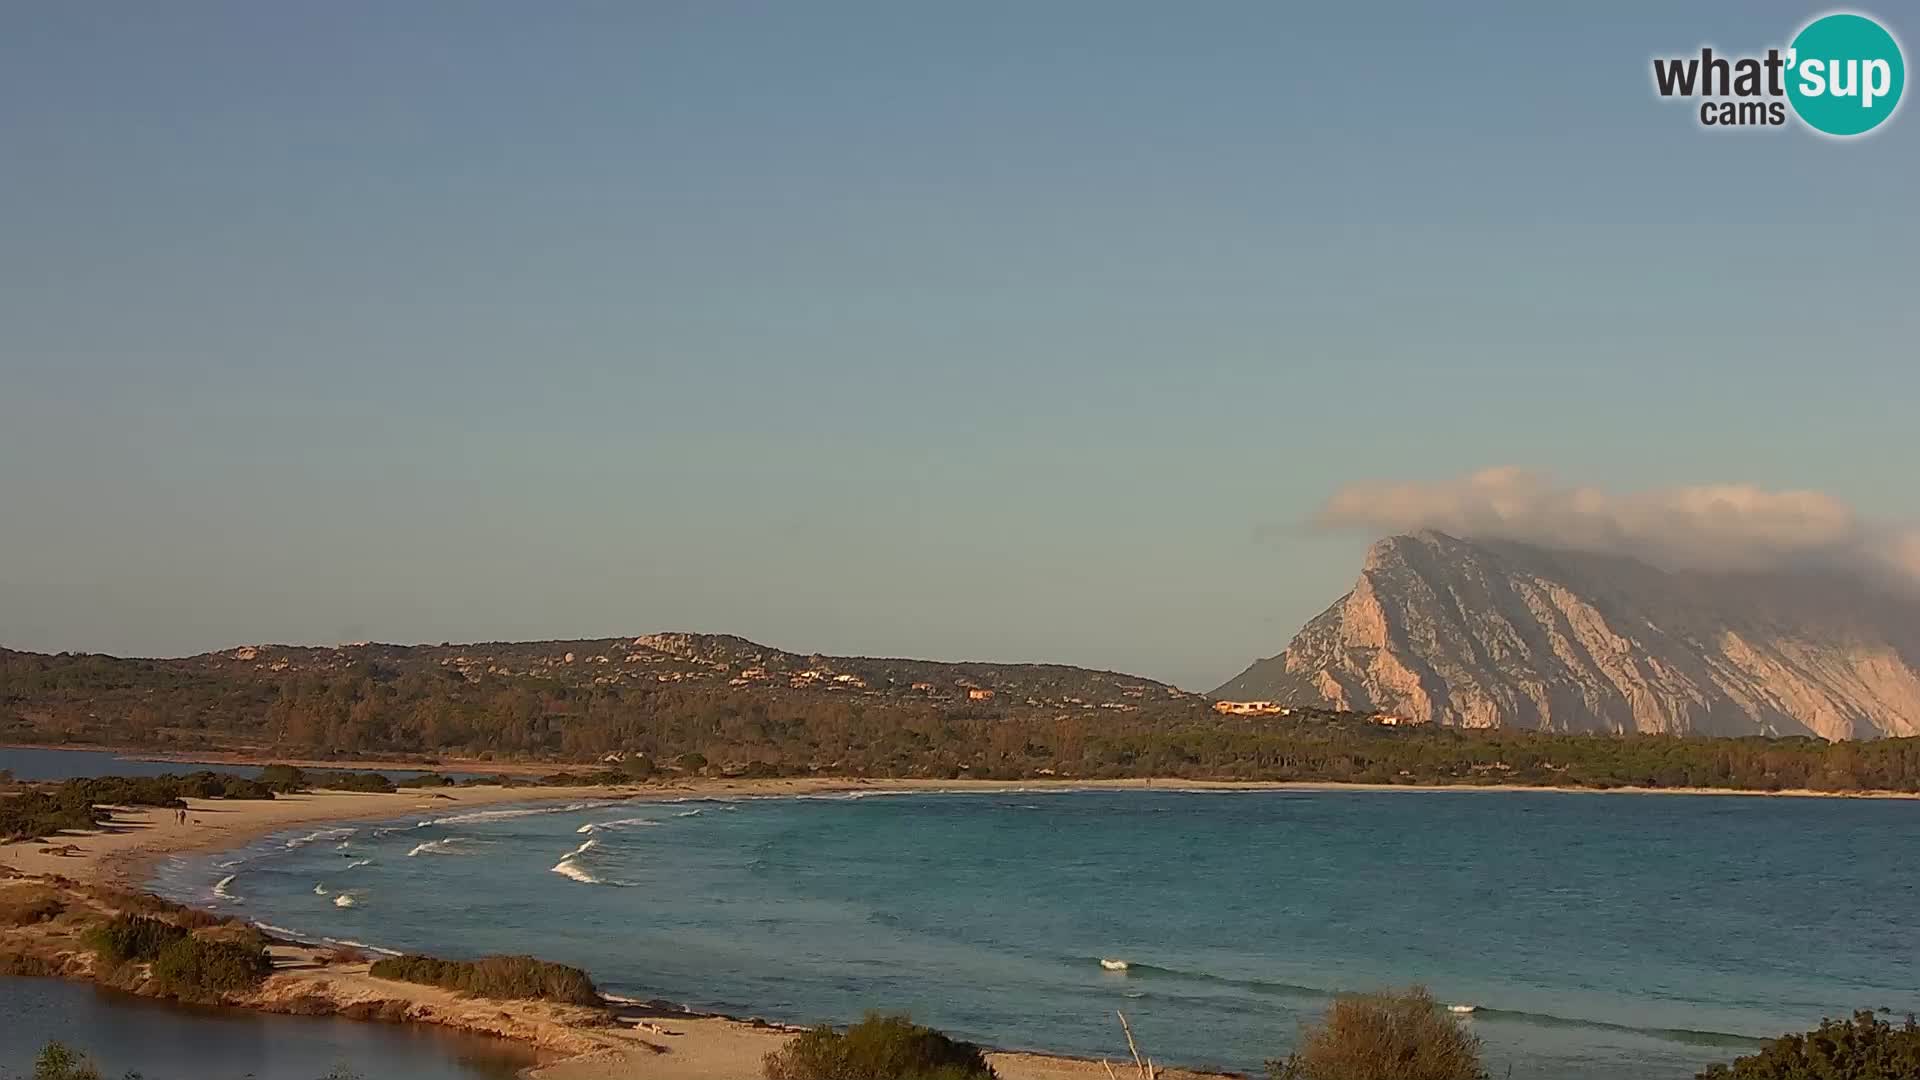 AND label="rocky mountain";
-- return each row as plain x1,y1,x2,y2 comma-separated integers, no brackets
1215,531,1920,739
